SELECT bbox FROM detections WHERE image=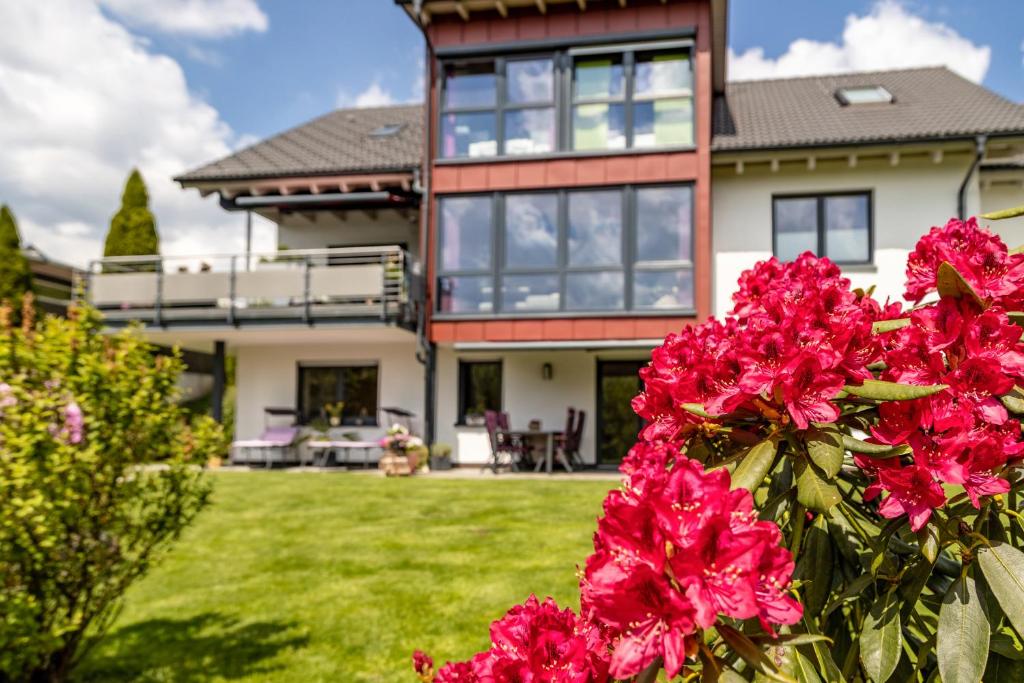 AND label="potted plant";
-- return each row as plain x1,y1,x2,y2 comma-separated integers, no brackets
377,423,424,476
324,401,345,427
429,443,453,470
